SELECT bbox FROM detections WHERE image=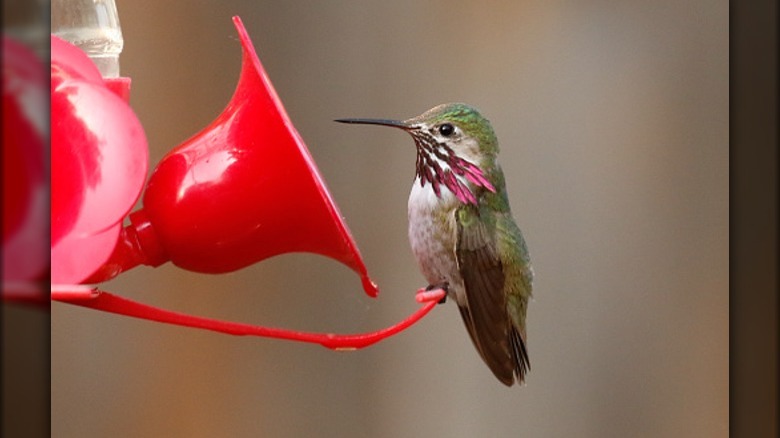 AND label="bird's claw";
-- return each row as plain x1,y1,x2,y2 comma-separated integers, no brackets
415,284,448,304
